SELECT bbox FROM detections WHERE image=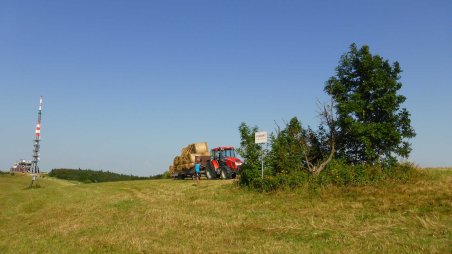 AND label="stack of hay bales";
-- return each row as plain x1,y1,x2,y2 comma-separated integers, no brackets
169,142,210,173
